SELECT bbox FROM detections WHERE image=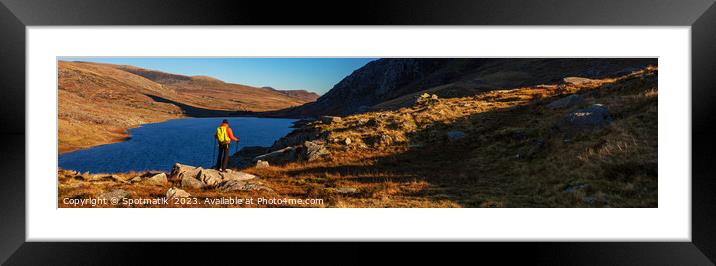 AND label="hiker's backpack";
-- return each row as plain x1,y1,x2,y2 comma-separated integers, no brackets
216,126,230,143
